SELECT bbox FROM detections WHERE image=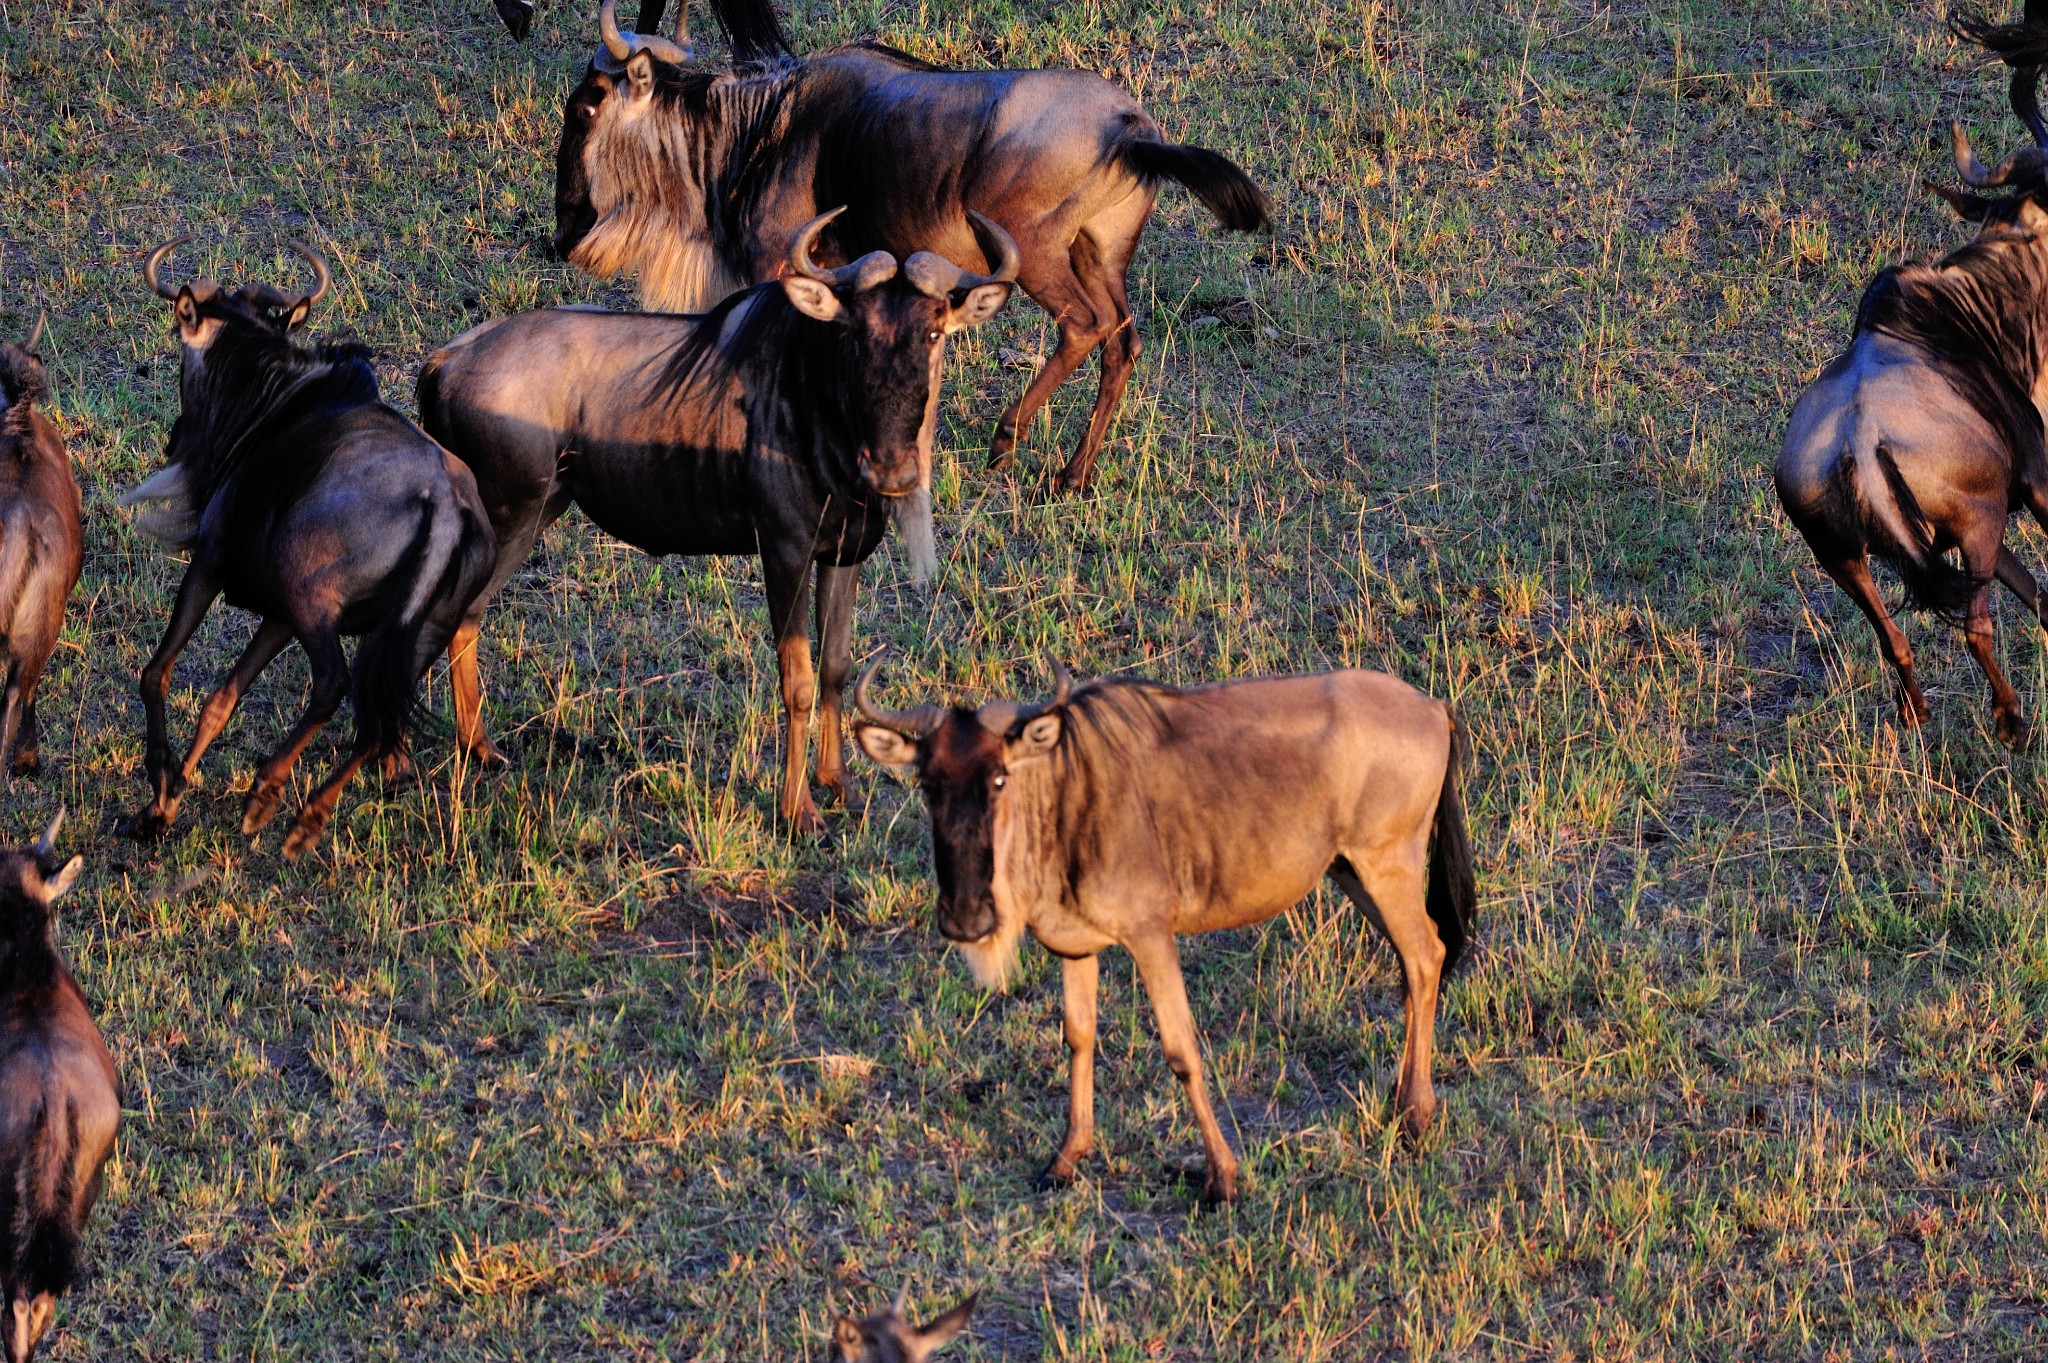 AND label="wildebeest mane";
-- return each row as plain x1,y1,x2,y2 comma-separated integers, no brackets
174,330,380,536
